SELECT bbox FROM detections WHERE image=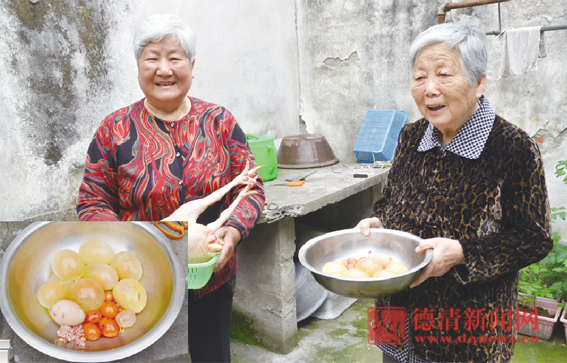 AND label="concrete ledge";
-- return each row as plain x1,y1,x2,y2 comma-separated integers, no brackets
232,164,388,353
